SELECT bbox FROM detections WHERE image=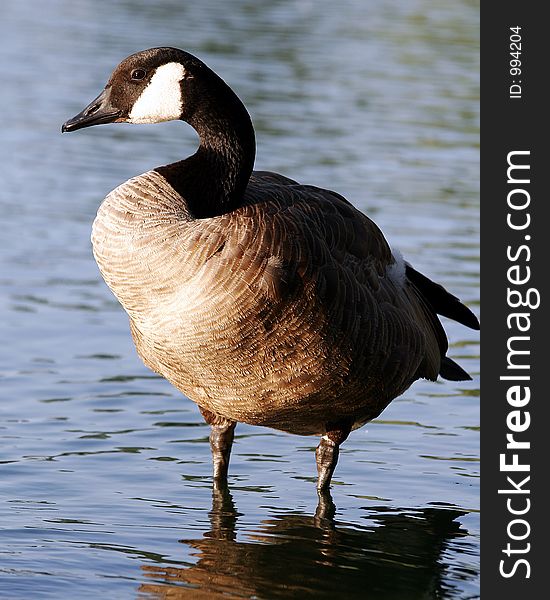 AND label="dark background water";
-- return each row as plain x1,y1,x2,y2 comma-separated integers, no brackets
1,1,479,598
